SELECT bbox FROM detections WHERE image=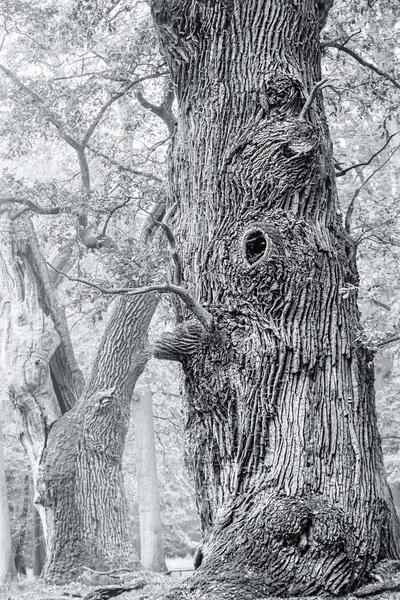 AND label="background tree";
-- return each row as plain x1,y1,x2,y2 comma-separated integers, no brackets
133,368,167,572
0,419,16,584
0,0,171,580
323,0,400,514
